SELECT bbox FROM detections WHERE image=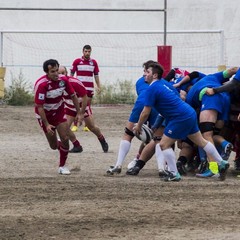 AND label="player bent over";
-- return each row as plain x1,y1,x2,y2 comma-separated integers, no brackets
134,62,230,181
59,66,109,153
106,60,158,175
34,59,84,175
